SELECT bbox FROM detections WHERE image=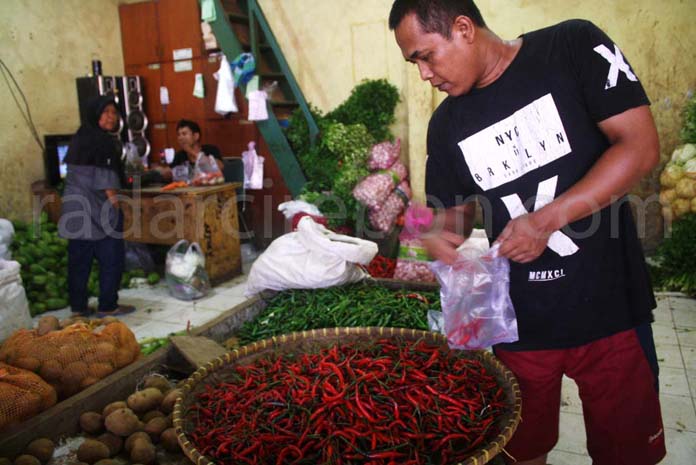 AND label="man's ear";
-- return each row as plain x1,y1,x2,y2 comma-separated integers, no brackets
193,132,201,143
452,15,476,43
